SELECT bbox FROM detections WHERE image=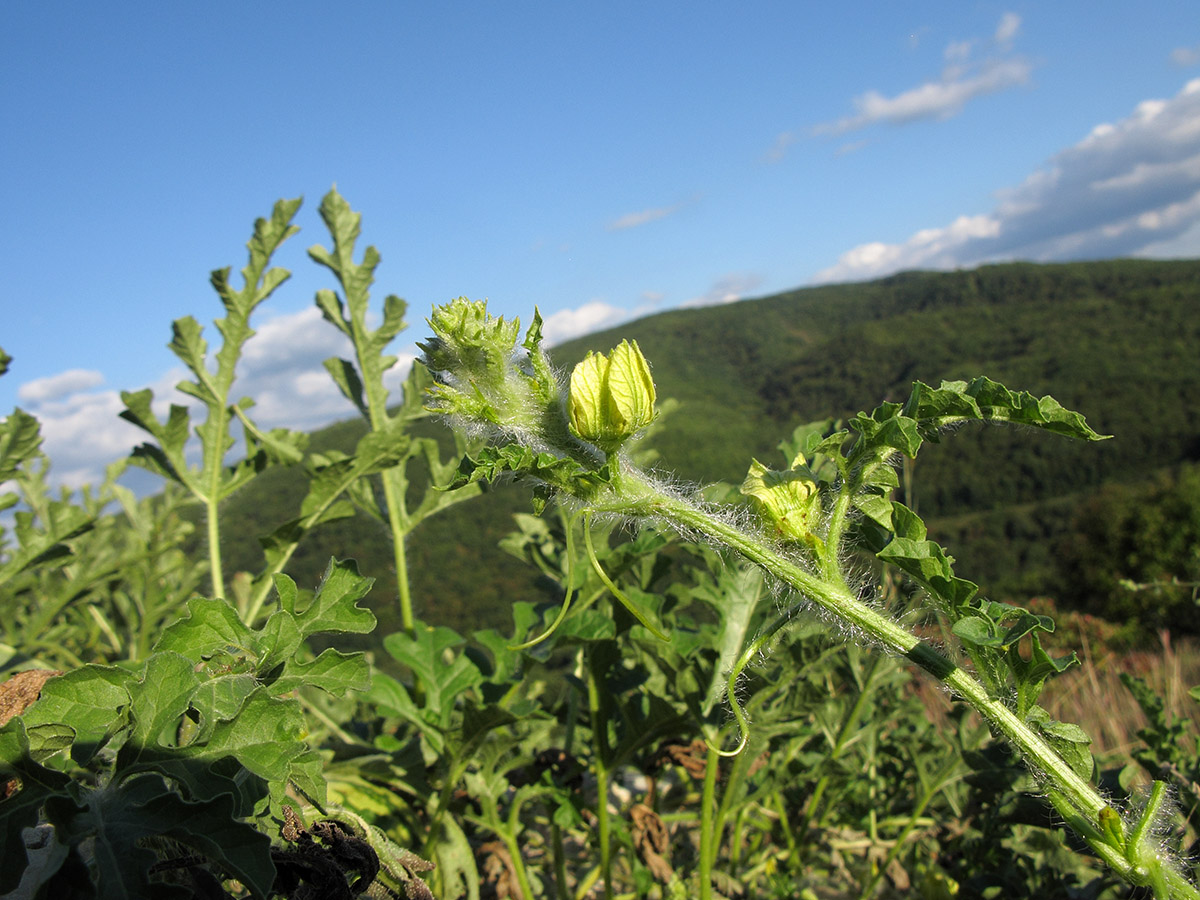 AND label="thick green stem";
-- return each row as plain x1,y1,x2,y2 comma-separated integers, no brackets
586,651,614,900
591,482,1200,895
698,743,720,900
501,800,537,900
205,493,225,601
553,649,584,900
655,496,1102,808
379,469,415,636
